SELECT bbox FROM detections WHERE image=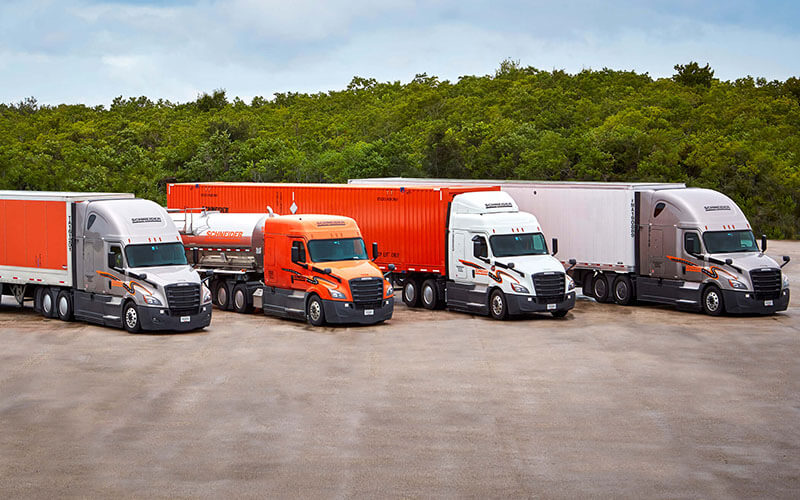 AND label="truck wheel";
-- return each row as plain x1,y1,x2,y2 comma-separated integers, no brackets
214,280,230,310
421,279,439,310
592,274,610,303
123,302,142,333
551,310,568,318
582,274,594,298
232,284,253,314
57,290,74,321
41,288,56,318
612,275,634,306
306,295,325,326
489,289,508,320
402,279,420,307
702,286,725,316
